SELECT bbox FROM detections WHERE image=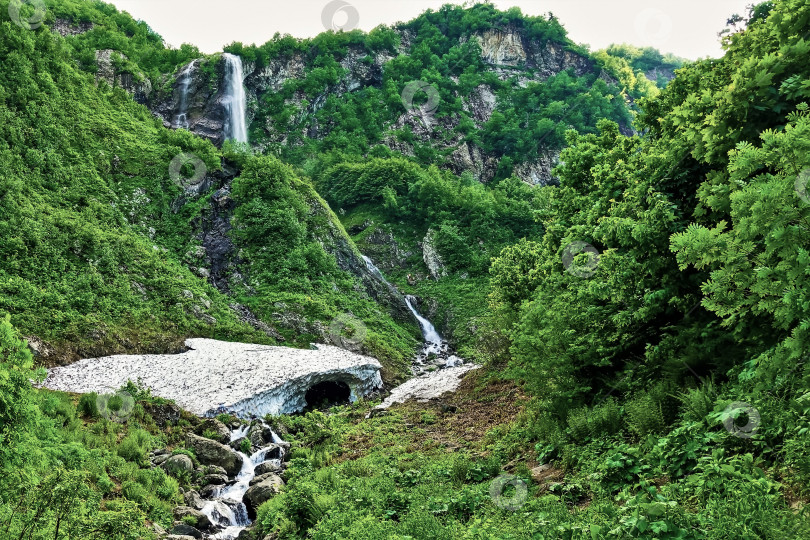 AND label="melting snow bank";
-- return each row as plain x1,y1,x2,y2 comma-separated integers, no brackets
42,338,382,417
370,364,480,415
